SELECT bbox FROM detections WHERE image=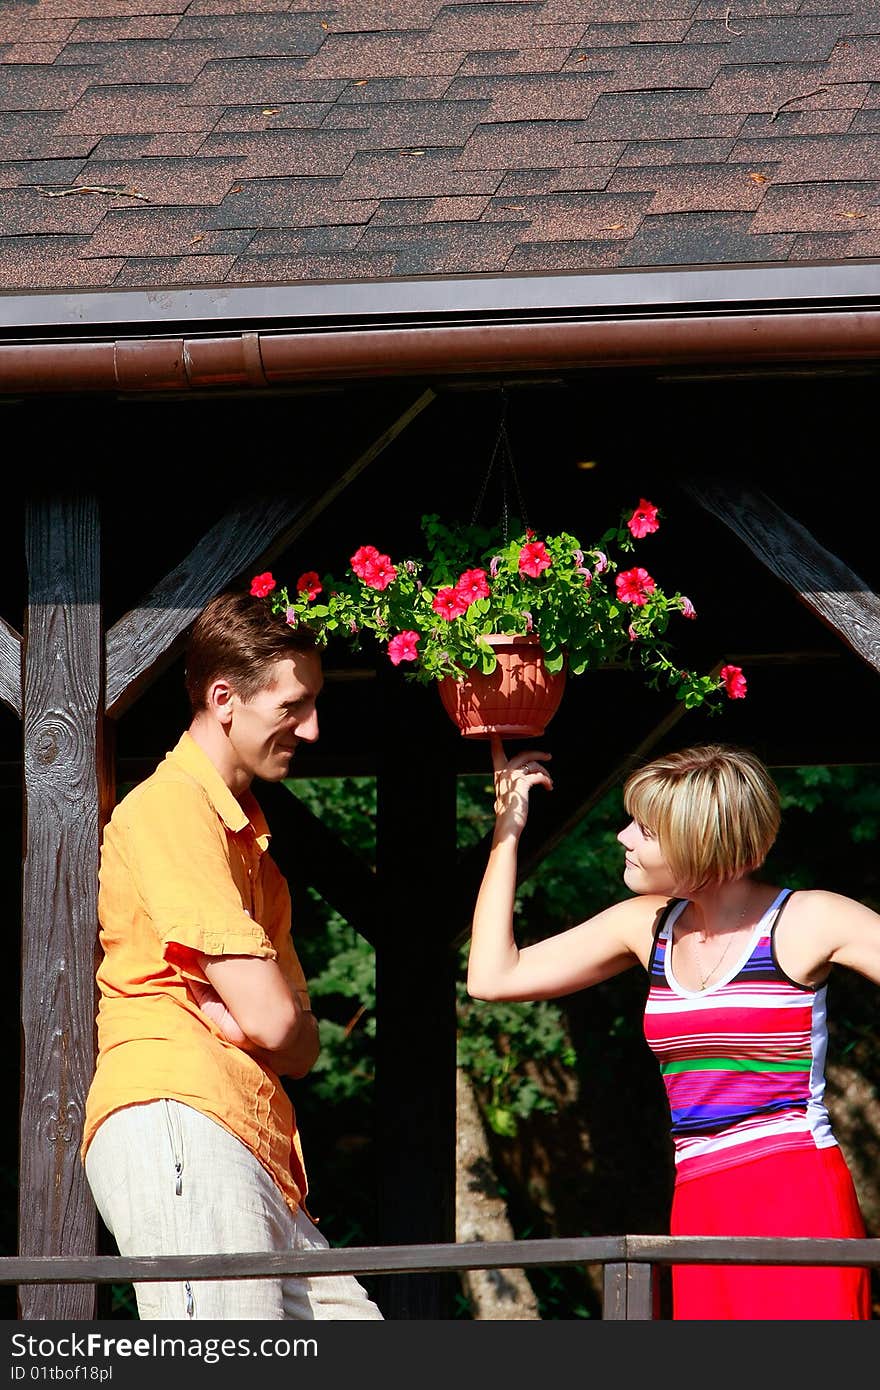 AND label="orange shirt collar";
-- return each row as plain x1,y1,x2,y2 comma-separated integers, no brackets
167,731,271,851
